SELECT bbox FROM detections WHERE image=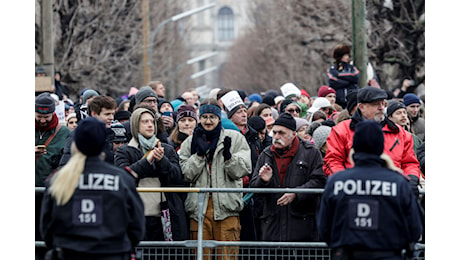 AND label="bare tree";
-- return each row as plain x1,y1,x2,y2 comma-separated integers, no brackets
221,0,424,96
36,0,192,100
